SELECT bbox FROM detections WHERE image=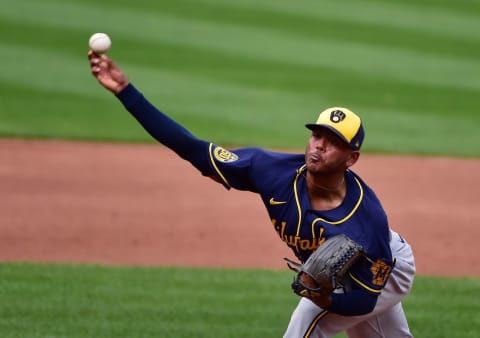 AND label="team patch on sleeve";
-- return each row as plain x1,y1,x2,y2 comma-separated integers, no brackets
208,144,239,189
213,146,239,162
371,259,392,287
